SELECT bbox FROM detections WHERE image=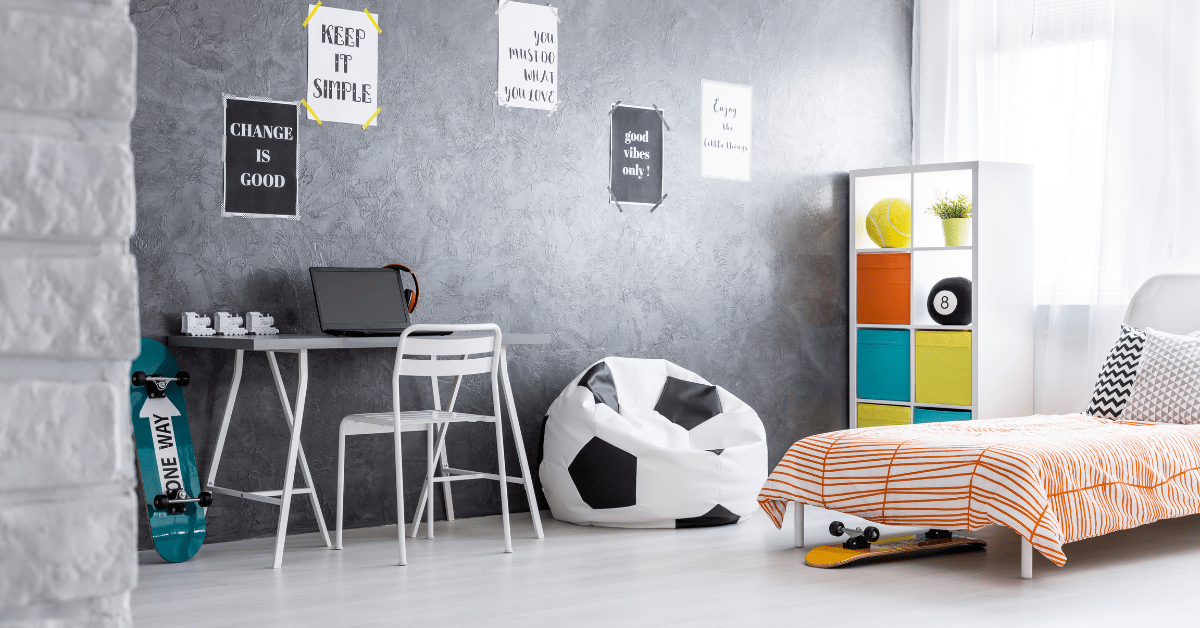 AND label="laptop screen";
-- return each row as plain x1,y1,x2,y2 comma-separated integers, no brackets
309,267,410,333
